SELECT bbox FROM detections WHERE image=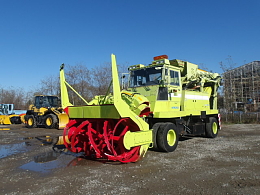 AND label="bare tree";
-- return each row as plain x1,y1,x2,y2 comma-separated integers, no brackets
0,86,28,110
219,56,237,112
90,61,130,95
91,62,112,96
65,64,93,105
39,75,60,96
0,60,133,111
219,55,236,72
